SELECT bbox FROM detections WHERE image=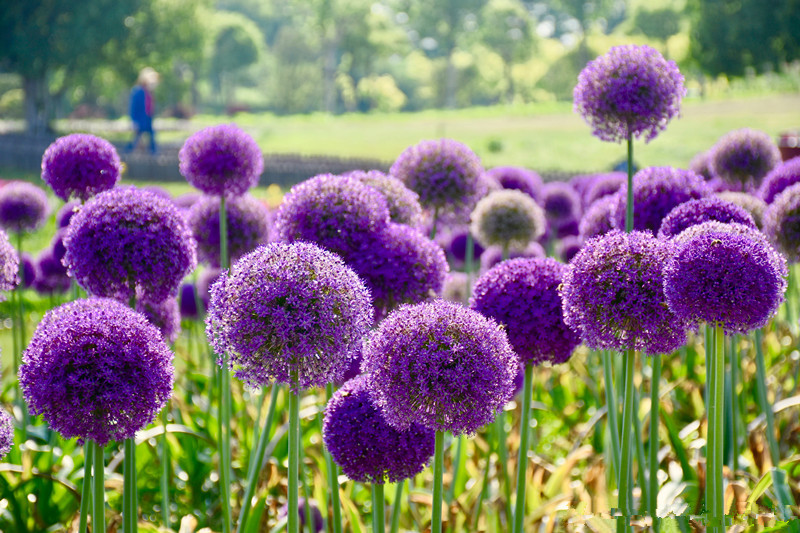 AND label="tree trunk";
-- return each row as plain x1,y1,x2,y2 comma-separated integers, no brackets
23,75,51,137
